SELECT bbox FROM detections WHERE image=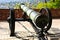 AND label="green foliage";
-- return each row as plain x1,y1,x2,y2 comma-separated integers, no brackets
14,3,20,9
36,0,60,9
13,0,60,9
35,2,46,9
32,4,38,9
